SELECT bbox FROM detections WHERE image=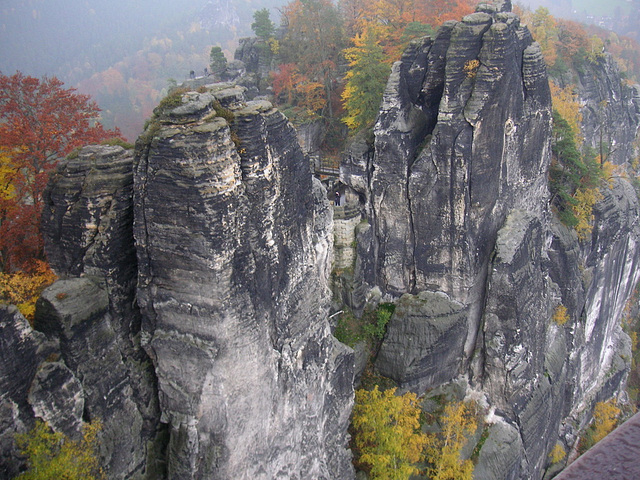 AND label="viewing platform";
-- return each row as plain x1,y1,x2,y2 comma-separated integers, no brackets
555,411,640,479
